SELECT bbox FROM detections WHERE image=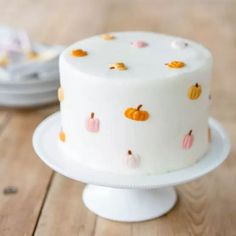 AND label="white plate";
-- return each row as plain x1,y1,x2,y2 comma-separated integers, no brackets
33,112,230,189
0,44,63,83
0,76,60,94
0,44,63,93
0,89,58,107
